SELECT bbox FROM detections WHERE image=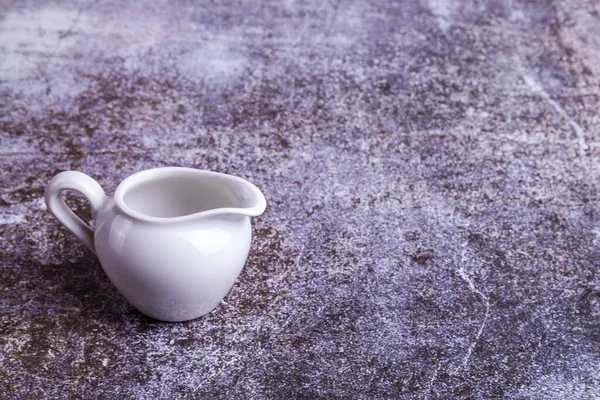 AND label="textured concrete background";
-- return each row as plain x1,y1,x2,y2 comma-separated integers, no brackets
1,0,600,398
